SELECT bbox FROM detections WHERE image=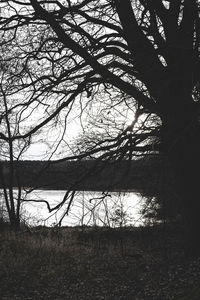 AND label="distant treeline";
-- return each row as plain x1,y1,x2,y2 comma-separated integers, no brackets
0,157,174,194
